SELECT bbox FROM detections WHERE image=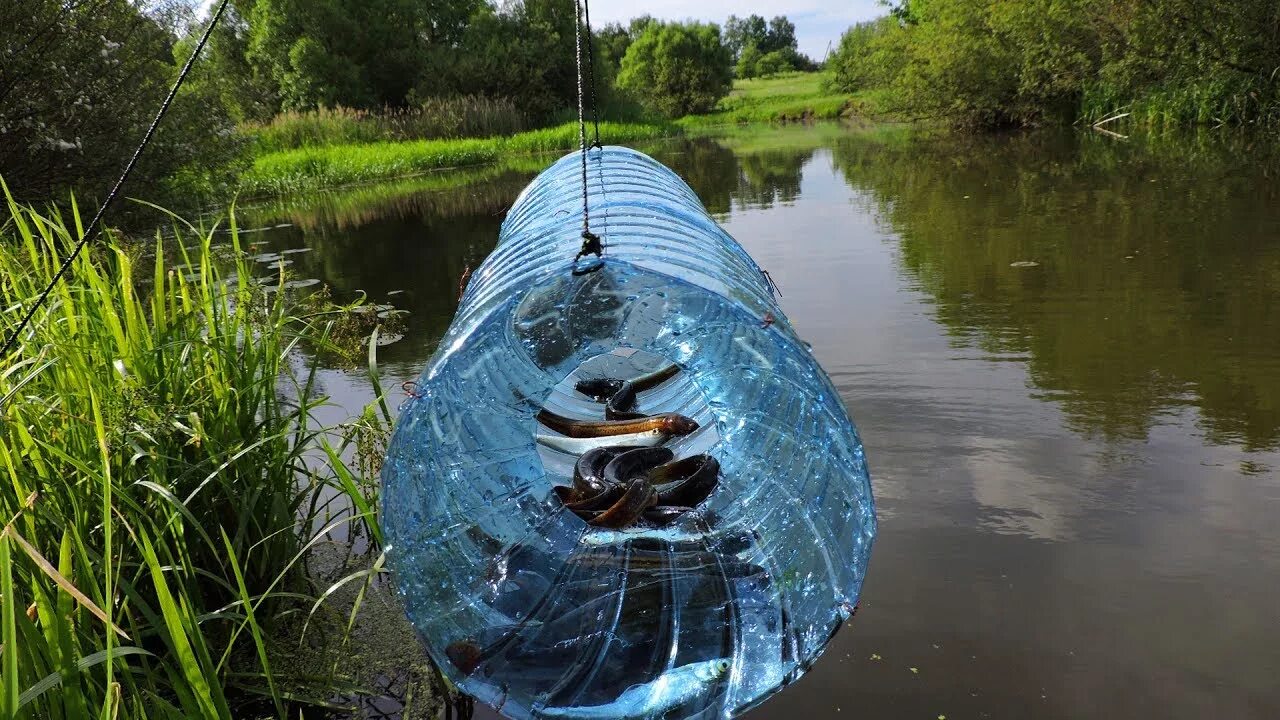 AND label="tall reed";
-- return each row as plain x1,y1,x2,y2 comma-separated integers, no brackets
0,186,391,718
247,96,530,154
